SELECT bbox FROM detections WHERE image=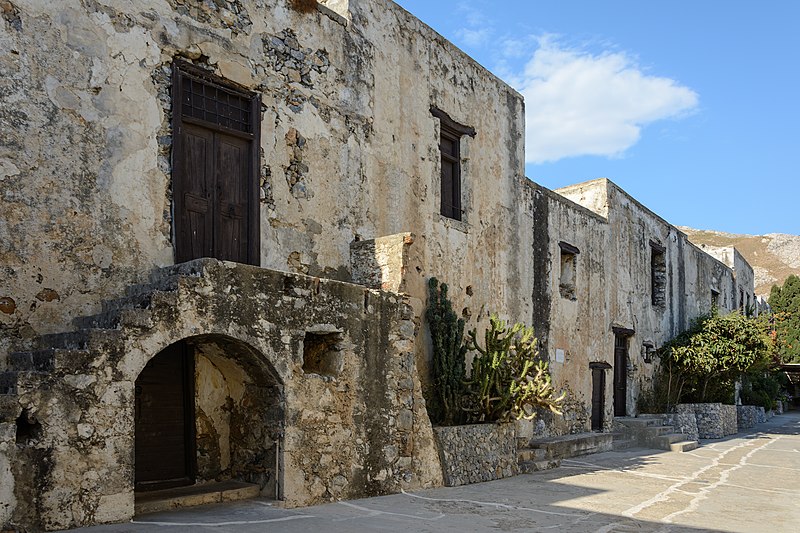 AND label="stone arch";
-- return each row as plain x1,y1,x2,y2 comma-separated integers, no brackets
133,333,285,500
